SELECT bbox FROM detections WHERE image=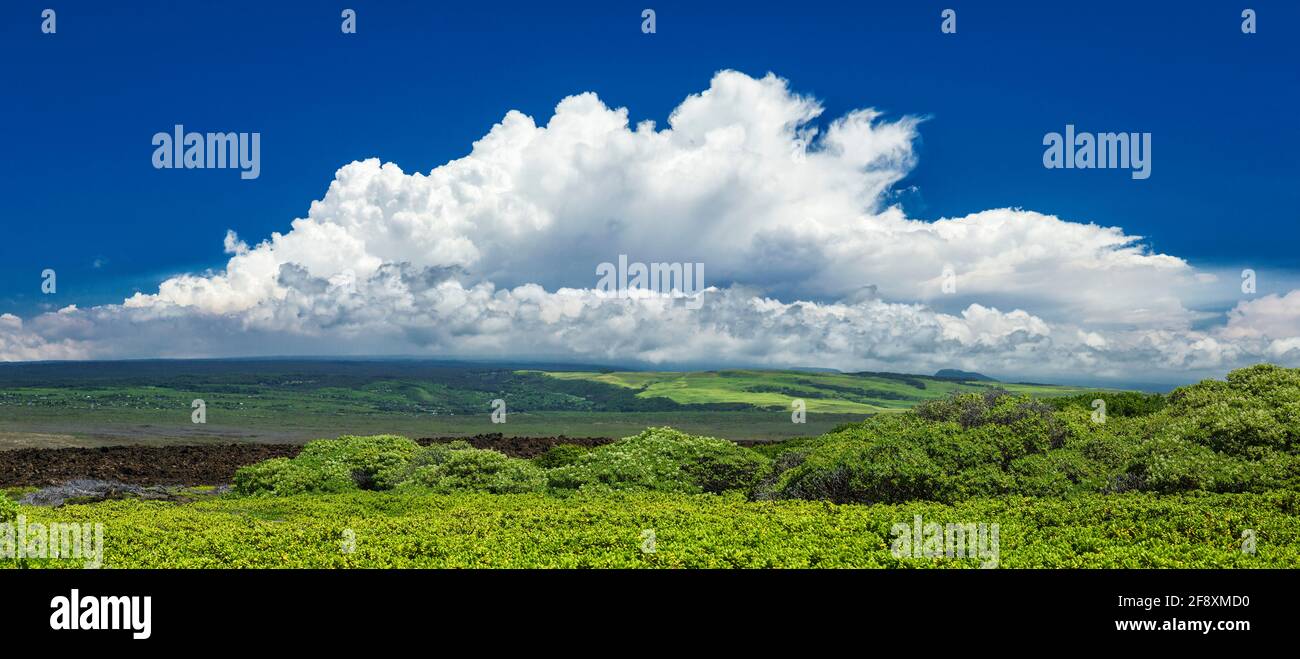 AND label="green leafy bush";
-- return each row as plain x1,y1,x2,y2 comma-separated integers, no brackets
232,457,294,495
1122,435,1300,495
1152,366,1300,457
1110,364,1300,493
232,456,355,496
399,448,545,494
1009,450,1107,497
769,431,942,503
1129,436,1244,493
295,434,421,490
1047,391,1168,417
1071,416,1142,469
0,493,17,523
771,406,1053,503
684,449,773,494
233,435,547,496
533,444,591,469
765,366,1300,503
233,434,420,495
915,389,1069,452
747,436,821,460
547,427,771,494
375,440,471,487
